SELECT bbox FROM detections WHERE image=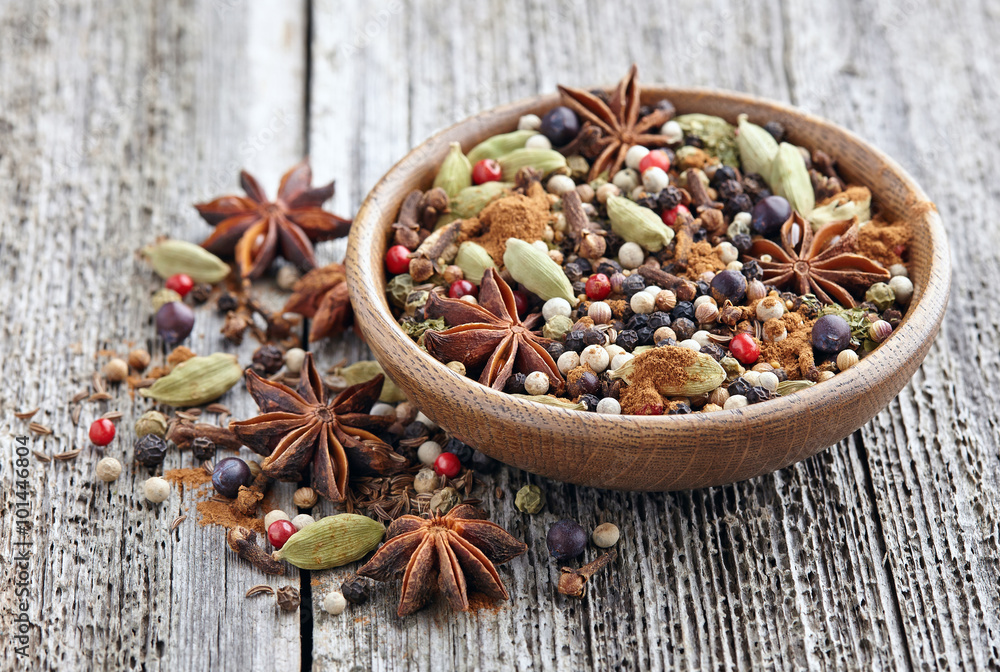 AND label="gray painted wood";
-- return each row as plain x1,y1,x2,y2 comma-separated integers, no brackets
1,0,997,670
